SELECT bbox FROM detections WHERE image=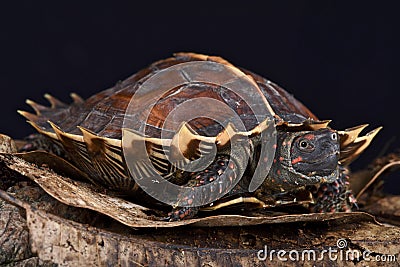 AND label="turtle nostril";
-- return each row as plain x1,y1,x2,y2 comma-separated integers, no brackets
321,142,331,149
